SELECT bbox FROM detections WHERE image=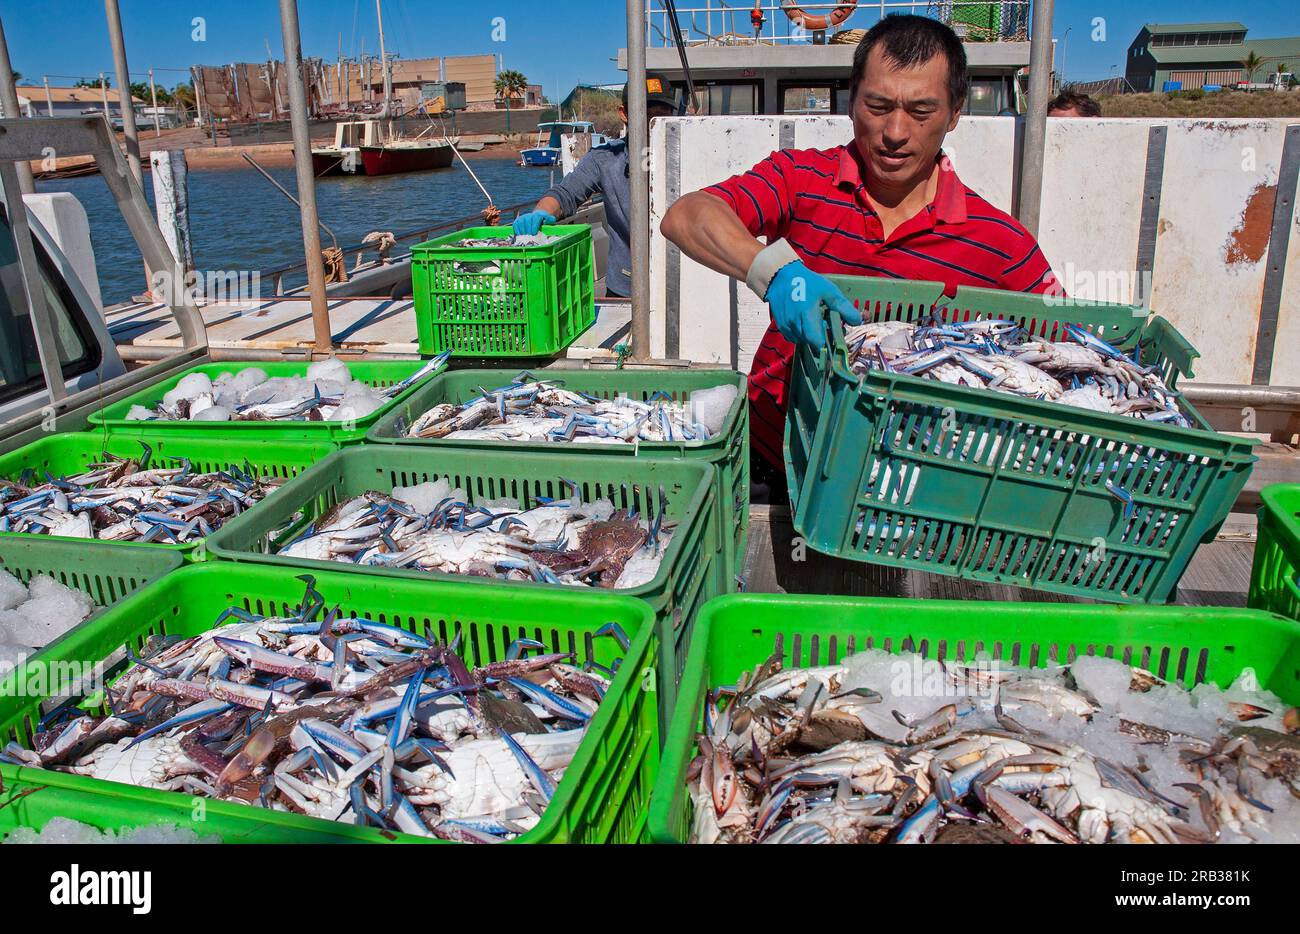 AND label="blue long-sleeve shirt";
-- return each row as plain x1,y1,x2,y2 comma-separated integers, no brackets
541,139,631,297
